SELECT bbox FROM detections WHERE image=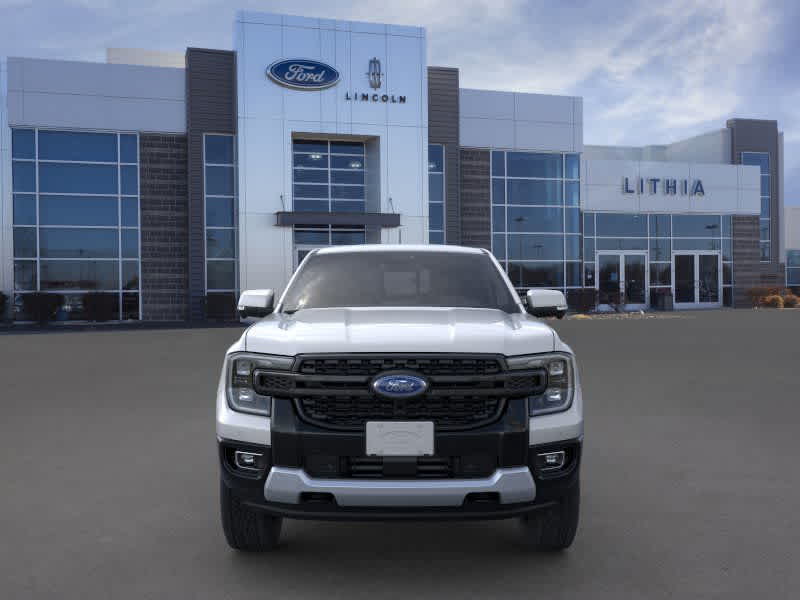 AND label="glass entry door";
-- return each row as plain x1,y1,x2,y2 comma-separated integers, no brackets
672,252,721,309
596,252,648,310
